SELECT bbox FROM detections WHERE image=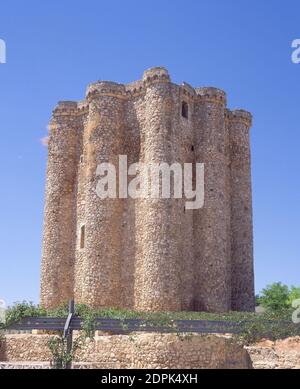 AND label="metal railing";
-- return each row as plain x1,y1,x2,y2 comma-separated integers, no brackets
7,316,242,334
